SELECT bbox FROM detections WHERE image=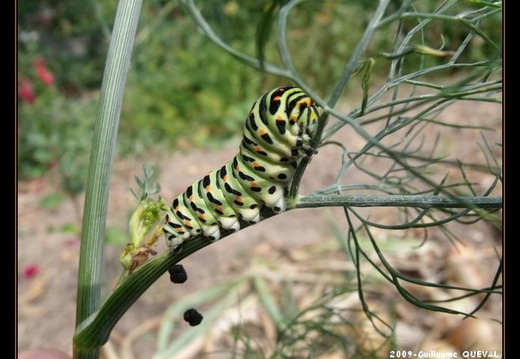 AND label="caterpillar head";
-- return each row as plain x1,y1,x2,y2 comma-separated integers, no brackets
275,87,322,139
